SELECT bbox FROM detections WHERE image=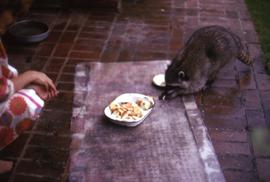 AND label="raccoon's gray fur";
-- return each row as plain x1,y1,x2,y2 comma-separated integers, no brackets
161,25,252,100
